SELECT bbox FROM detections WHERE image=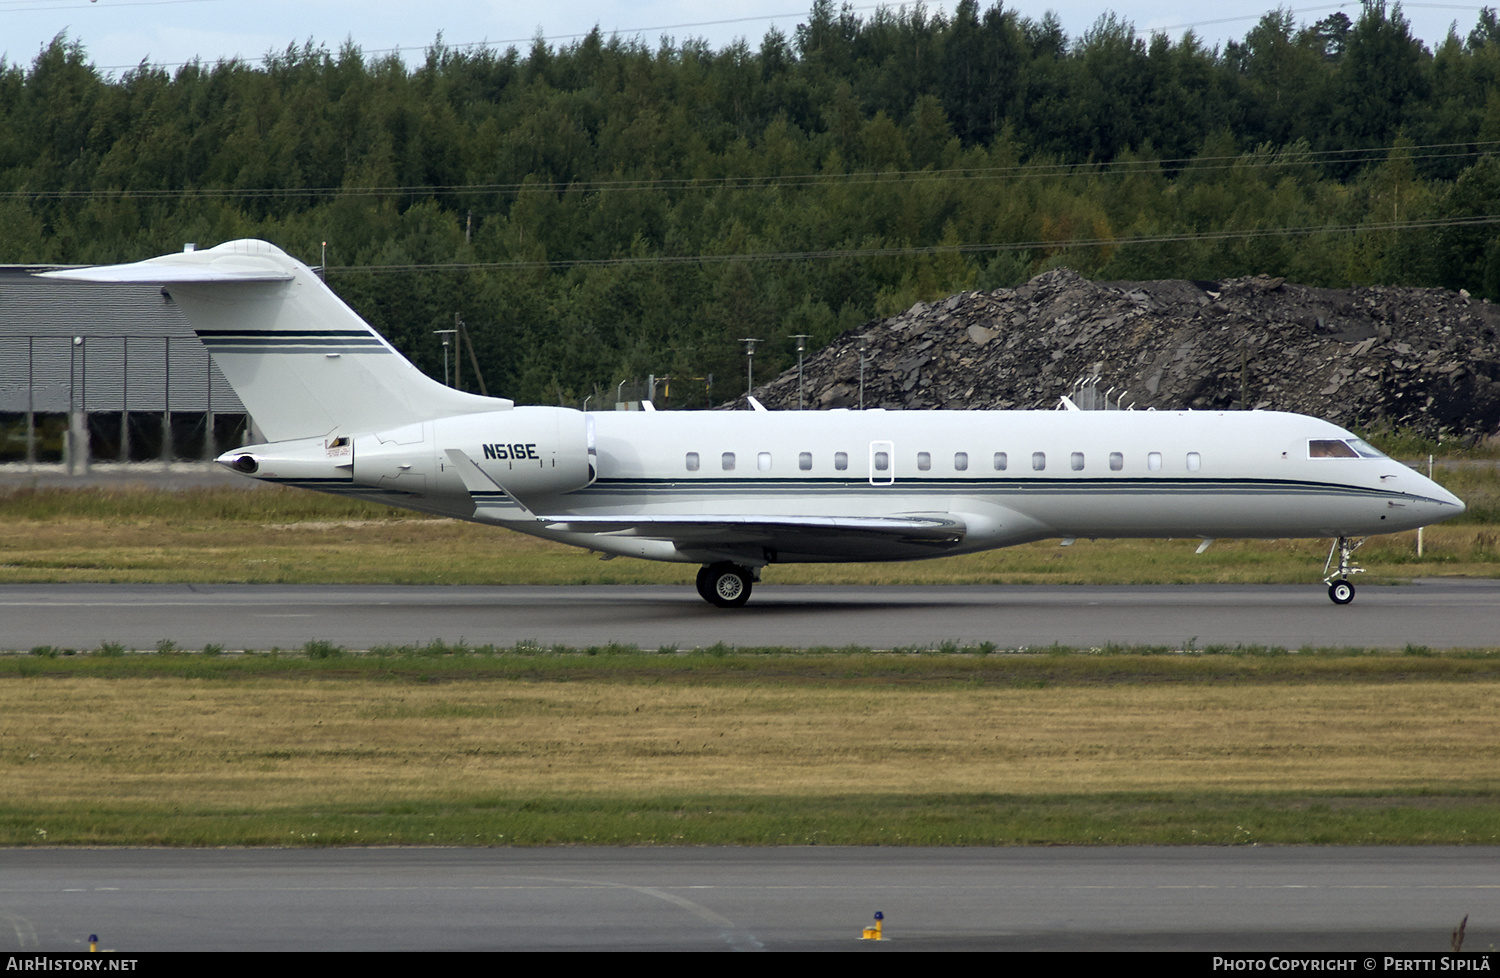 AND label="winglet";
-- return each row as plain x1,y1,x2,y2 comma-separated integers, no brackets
445,449,539,522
